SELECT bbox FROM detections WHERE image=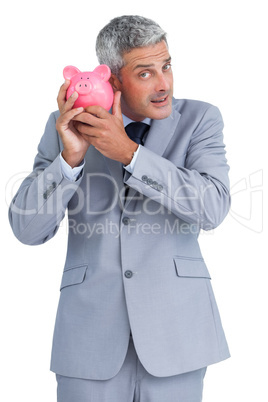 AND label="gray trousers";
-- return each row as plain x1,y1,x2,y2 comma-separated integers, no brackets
56,338,207,402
